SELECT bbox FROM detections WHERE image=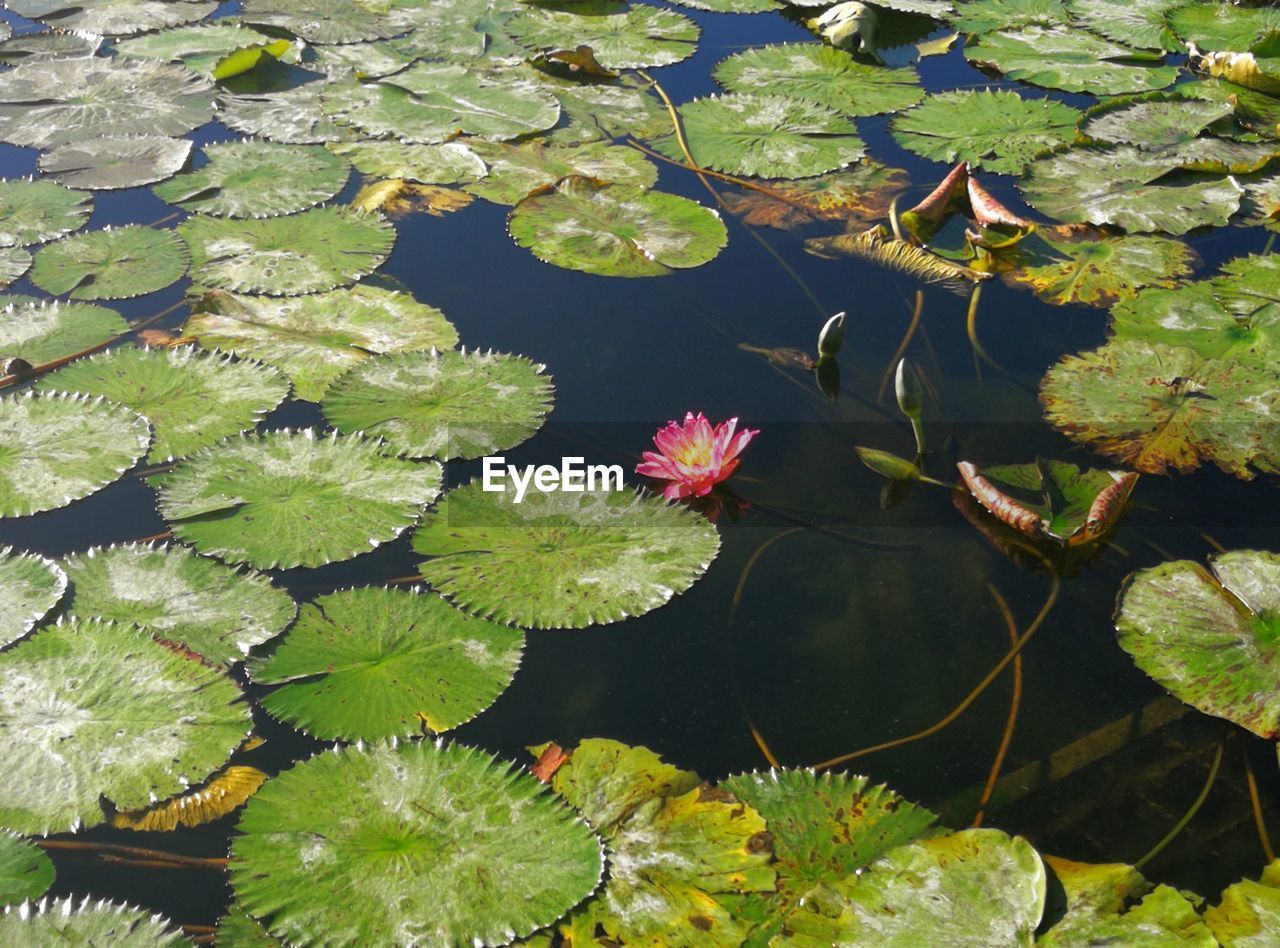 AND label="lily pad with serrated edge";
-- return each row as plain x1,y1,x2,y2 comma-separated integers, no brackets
0,248,28,288
0,30,100,65
327,140,486,185
0,179,92,248
231,741,604,947
1168,3,1280,52
1082,96,1234,153
965,25,1178,95
219,80,345,145
714,43,923,118
179,208,394,296
463,139,656,206
948,0,1067,34
1067,0,1189,52
321,348,553,460
6,0,217,36
38,136,192,192
153,140,349,219
535,69,670,145
1006,230,1196,307
61,541,295,665
0,897,187,945
0,832,54,905
413,480,720,629
30,225,190,301
651,93,866,180
184,284,458,401
0,616,250,834
508,176,727,278
508,0,699,70
250,586,523,739
241,0,408,44
0,296,127,366
0,547,66,649
215,909,278,947
155,428,442,569
115,21,292,76
0,390,150,519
